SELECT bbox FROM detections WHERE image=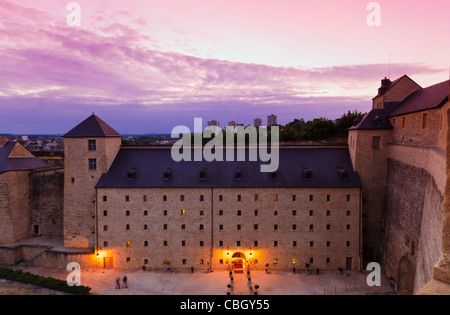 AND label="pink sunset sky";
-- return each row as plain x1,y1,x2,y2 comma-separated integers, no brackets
0,0,449,134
